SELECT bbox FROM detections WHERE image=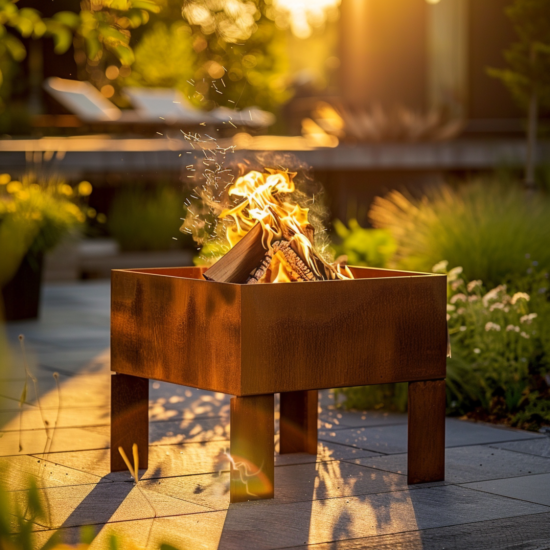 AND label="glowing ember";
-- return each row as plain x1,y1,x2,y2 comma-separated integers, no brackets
219,168,353,283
